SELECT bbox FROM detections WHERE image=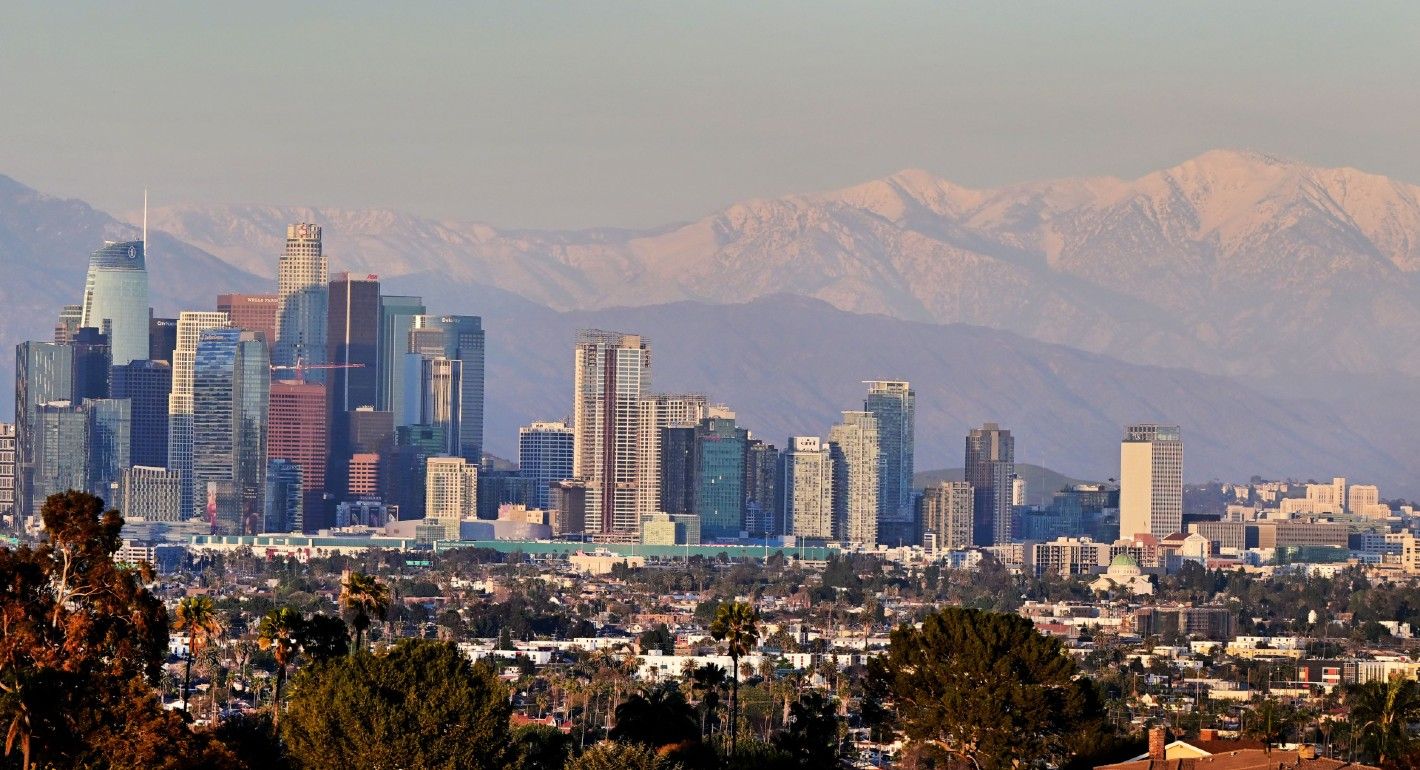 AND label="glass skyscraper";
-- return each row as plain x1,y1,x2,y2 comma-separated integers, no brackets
693,417,748,540
517,421,574,511
864,380,915,546
275,223,327,375
84,398,131,503
15,341,73,518
79,240,150,366
965,422,1015,547
111,360,171,468
441,315,485,463
191,329,269,534
377,295,424,413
